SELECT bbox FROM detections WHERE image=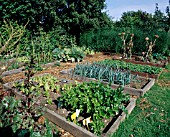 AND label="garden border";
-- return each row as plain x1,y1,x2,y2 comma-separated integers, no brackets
112,55,168,68
60,69,155,96
3,75,136,137
1,60,60,77
130,69,163,79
